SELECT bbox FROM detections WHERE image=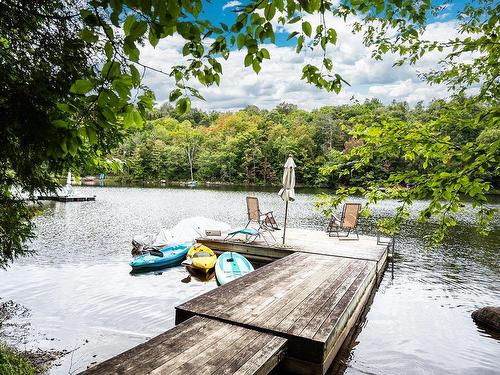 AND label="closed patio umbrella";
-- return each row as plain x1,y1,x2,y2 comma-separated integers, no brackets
278,155,296,244
65,171,74,196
